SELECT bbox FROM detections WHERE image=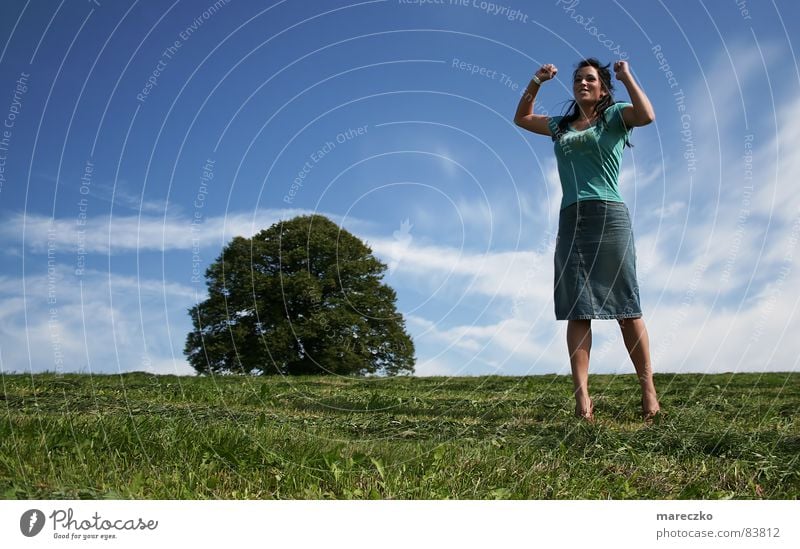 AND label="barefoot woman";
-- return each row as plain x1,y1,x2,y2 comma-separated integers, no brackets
513,58,660,422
